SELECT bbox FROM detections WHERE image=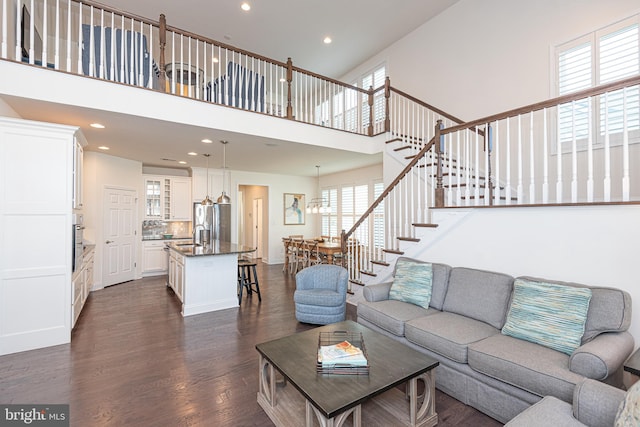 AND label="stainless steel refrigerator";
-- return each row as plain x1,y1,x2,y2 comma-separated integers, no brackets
193,202,231,245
